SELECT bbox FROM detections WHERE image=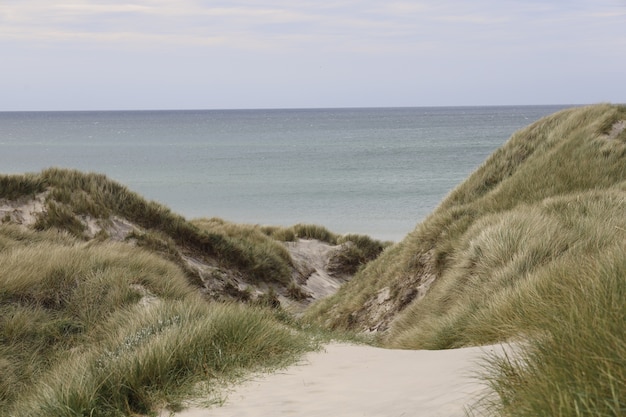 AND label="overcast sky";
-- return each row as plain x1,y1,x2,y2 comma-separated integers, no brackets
1,1,625,111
